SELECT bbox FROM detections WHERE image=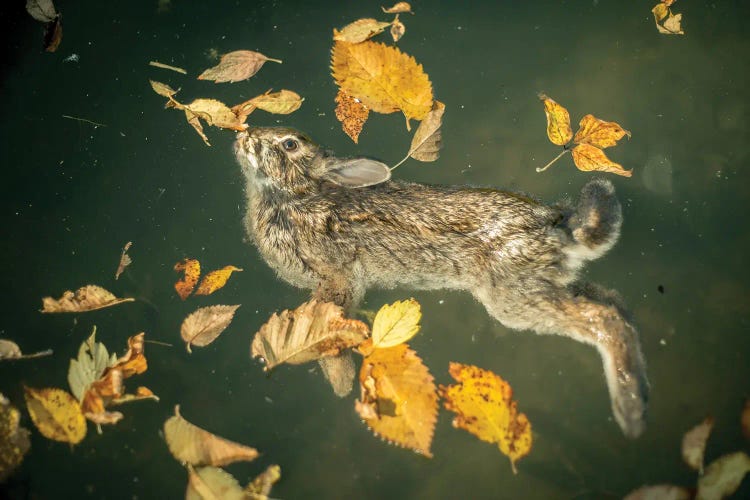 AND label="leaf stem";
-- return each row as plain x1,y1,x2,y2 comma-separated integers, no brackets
390,154,410,171
536,148,569,173
61,115,107,127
